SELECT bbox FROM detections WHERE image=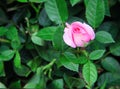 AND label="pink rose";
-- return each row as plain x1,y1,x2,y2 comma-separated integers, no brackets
63,22,95,48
